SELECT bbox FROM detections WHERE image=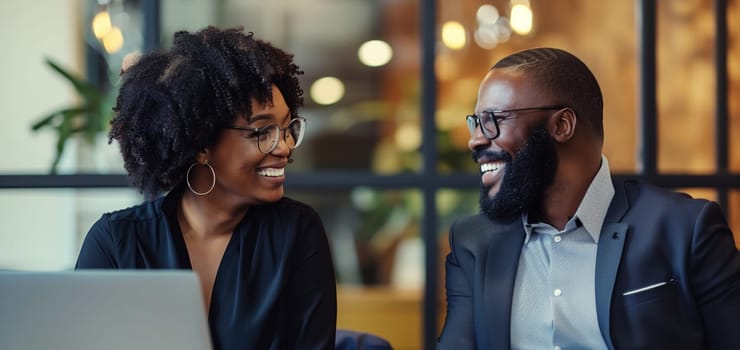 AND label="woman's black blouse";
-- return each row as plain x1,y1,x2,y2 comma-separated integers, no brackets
76,189,337,350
